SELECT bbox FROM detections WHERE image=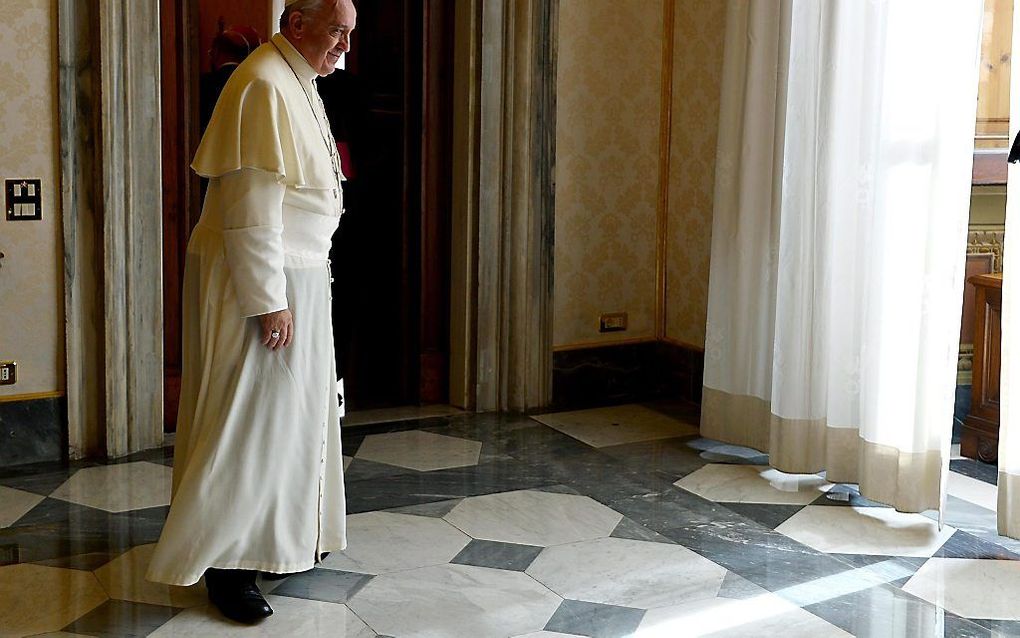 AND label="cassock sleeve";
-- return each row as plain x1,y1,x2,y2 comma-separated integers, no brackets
217,168,289,317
